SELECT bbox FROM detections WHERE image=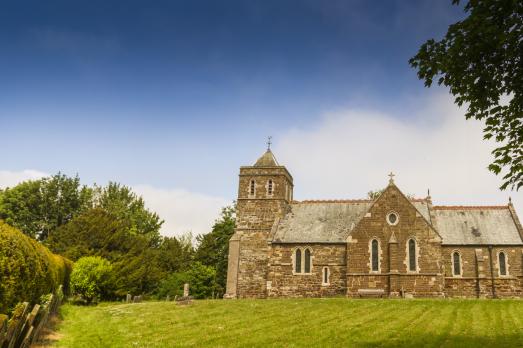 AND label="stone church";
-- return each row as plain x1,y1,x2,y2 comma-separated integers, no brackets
224,148,523,298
